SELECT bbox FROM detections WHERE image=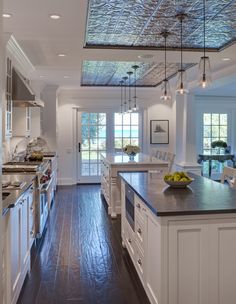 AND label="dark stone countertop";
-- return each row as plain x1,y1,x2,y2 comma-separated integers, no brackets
119,171,236,217
2,174,36,216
